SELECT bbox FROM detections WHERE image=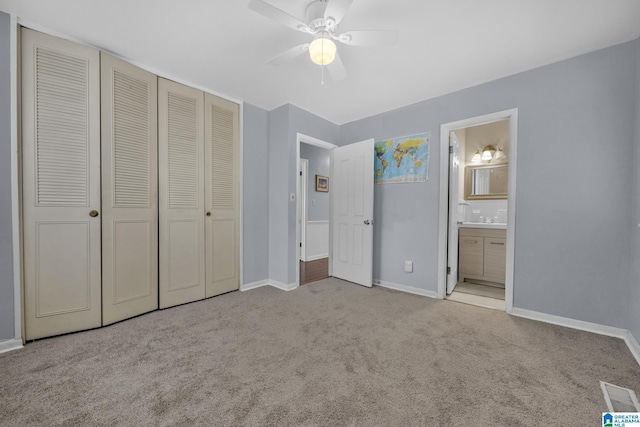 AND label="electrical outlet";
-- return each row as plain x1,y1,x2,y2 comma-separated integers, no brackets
404,260,413,273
